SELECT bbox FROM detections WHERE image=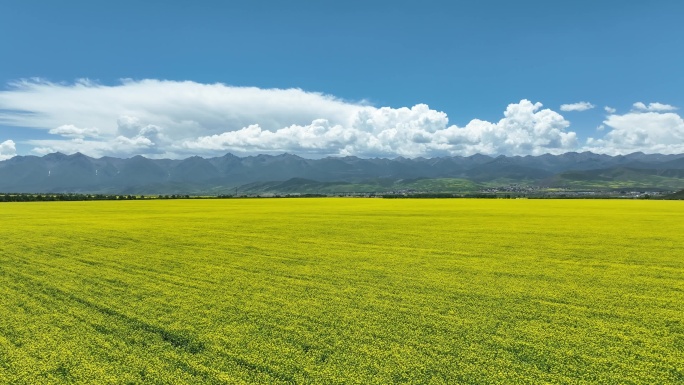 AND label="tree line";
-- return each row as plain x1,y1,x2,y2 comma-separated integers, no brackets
0,193,193,202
